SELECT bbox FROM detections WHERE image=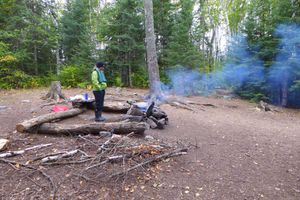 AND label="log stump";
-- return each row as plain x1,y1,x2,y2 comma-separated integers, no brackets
43,81,66,101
